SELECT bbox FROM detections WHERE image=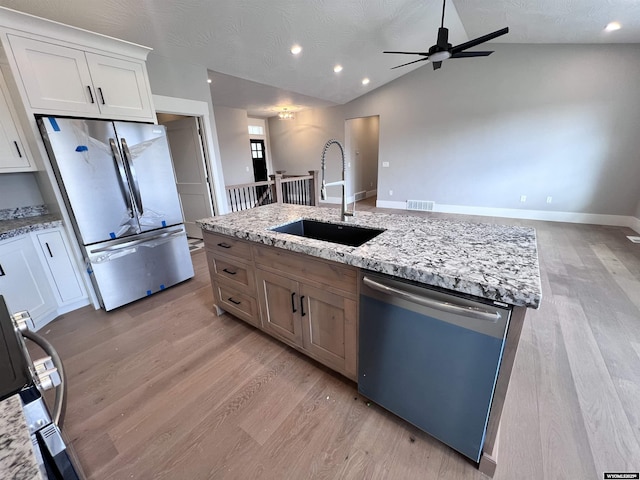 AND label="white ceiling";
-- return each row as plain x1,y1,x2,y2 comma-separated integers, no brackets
1,0,638,117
